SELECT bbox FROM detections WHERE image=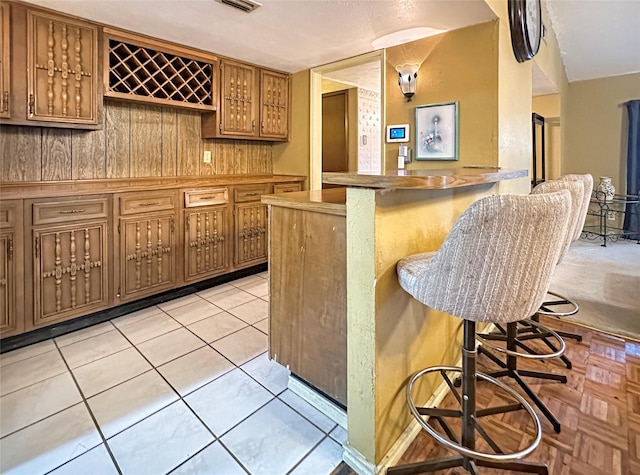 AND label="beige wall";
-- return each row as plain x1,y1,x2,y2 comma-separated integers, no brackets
272,70,311,185
564,73,640,194
385,22,499,170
